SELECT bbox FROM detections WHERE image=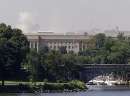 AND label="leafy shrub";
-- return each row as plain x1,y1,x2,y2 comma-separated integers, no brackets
43,83,64,90
69,80,87,90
